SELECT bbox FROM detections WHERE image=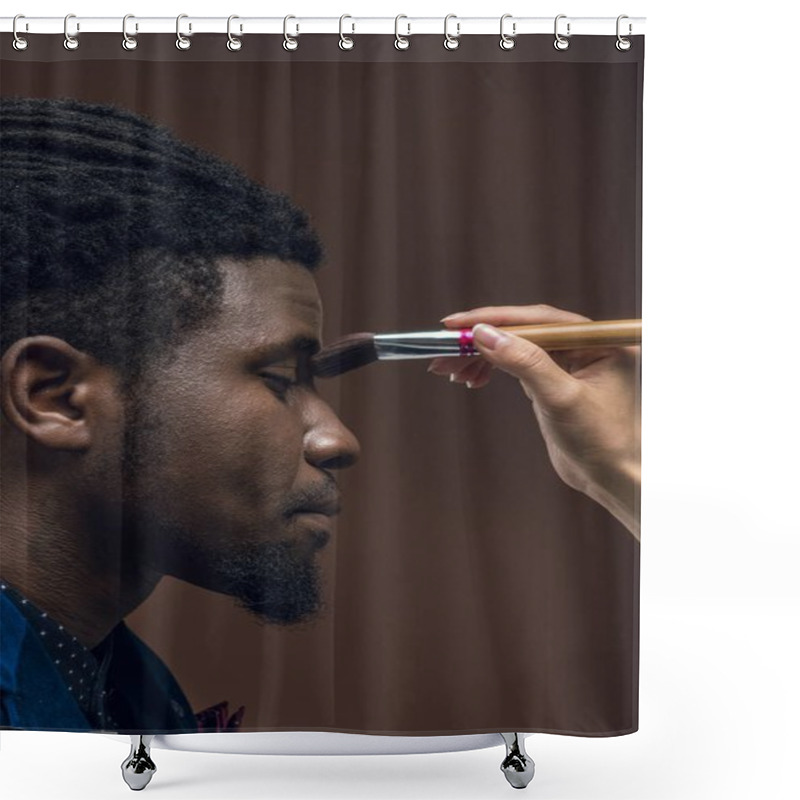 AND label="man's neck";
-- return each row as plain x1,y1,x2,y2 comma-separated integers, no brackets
0,497,161,650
